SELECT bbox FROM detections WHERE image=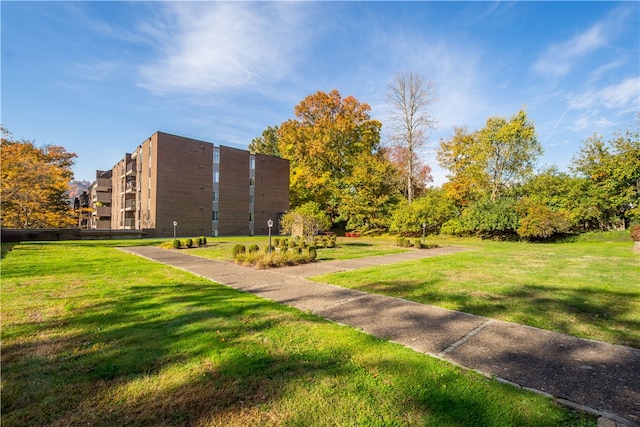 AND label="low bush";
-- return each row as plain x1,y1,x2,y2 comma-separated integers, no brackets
186,238,193,248
308,246,317,260
248,244,260,253
273,237,281,247
232,244,246,258
172,239,182,249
